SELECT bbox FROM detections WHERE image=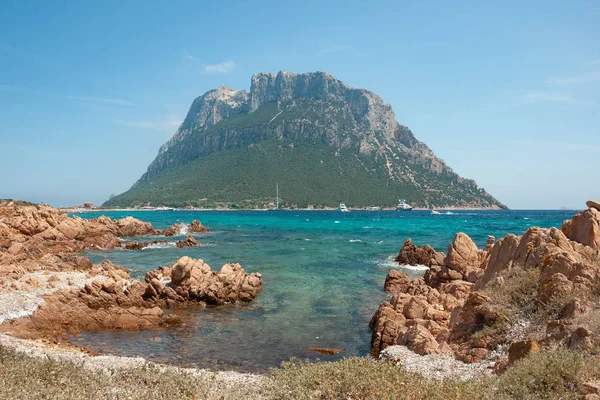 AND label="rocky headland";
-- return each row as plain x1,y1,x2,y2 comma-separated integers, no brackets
0,200,262,342
371,200,600,373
